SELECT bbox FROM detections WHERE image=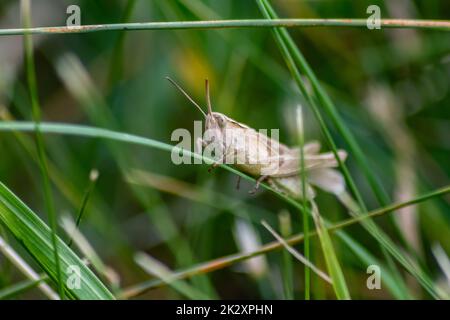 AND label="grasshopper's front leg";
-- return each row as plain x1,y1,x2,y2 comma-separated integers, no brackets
197,138,231,173
207,145,230,173
208,162,221,173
